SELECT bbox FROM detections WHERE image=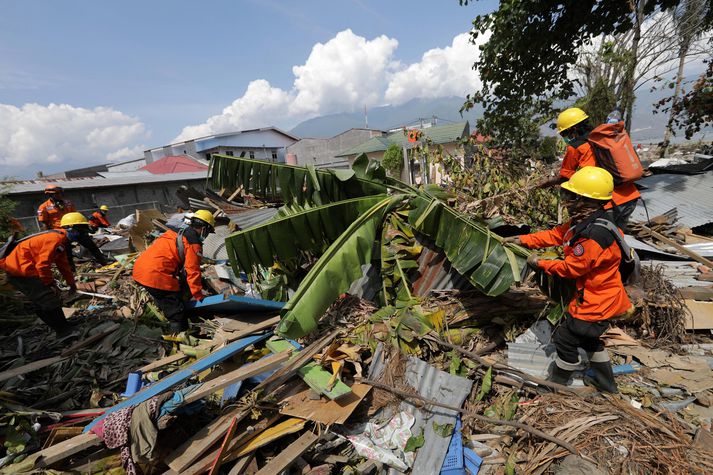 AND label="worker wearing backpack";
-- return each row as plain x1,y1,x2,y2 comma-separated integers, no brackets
540,107,643,230
503,167,633,393
132,210,215,334
0,213,87,335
